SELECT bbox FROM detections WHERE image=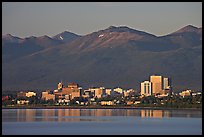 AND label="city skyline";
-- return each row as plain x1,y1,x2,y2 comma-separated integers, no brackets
141,75,172,96
2,2,202,135
2,2,202,37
